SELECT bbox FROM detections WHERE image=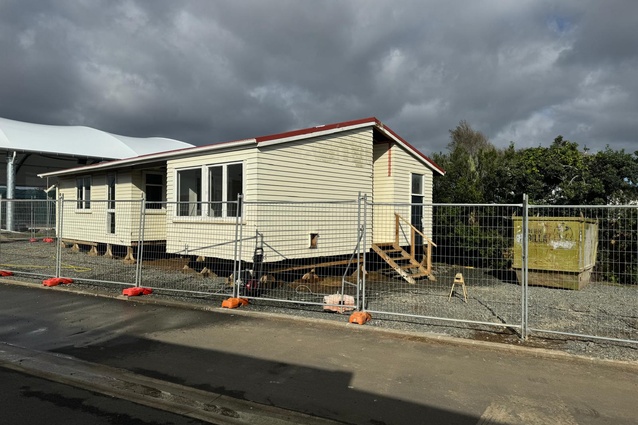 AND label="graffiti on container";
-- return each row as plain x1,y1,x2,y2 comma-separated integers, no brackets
515,221,575,249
